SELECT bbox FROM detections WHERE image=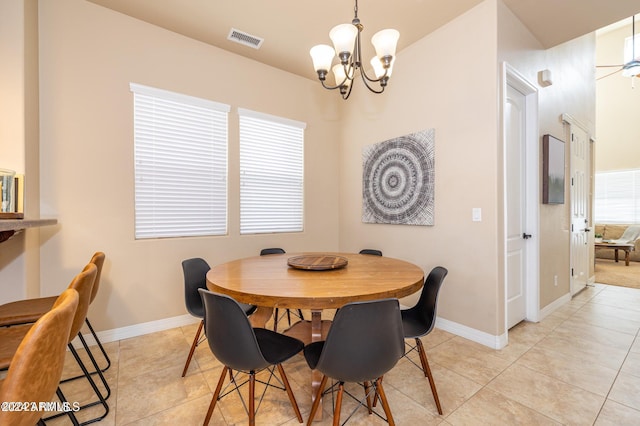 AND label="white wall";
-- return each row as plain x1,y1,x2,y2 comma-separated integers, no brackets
37,0,341,331
2,0,598,346
0,0,42,302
